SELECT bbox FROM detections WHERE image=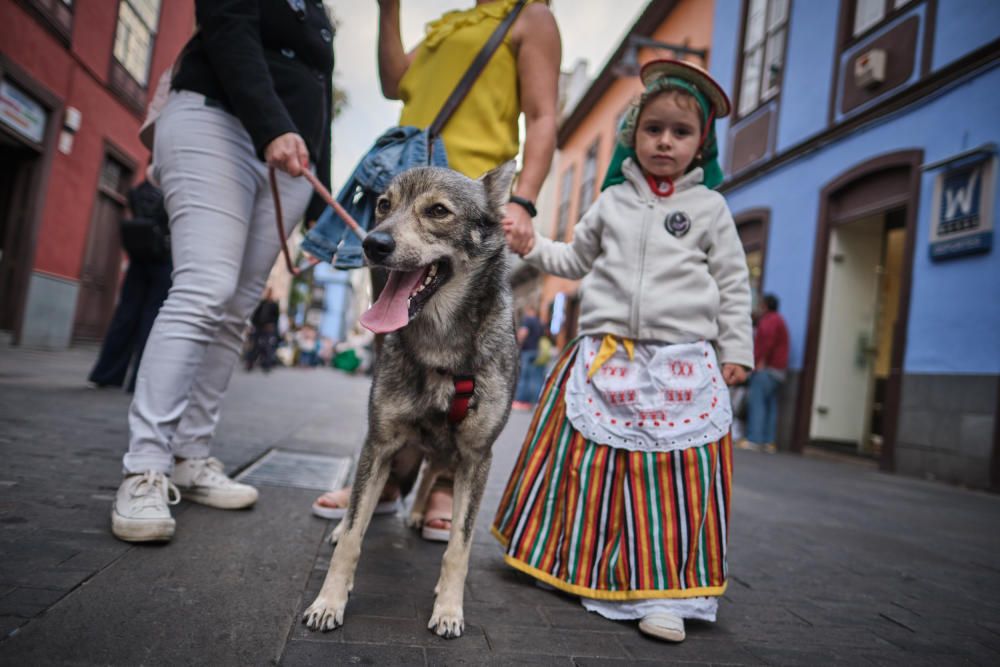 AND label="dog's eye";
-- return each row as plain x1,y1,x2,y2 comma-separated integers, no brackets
376,198,391,215
425,204,451,218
